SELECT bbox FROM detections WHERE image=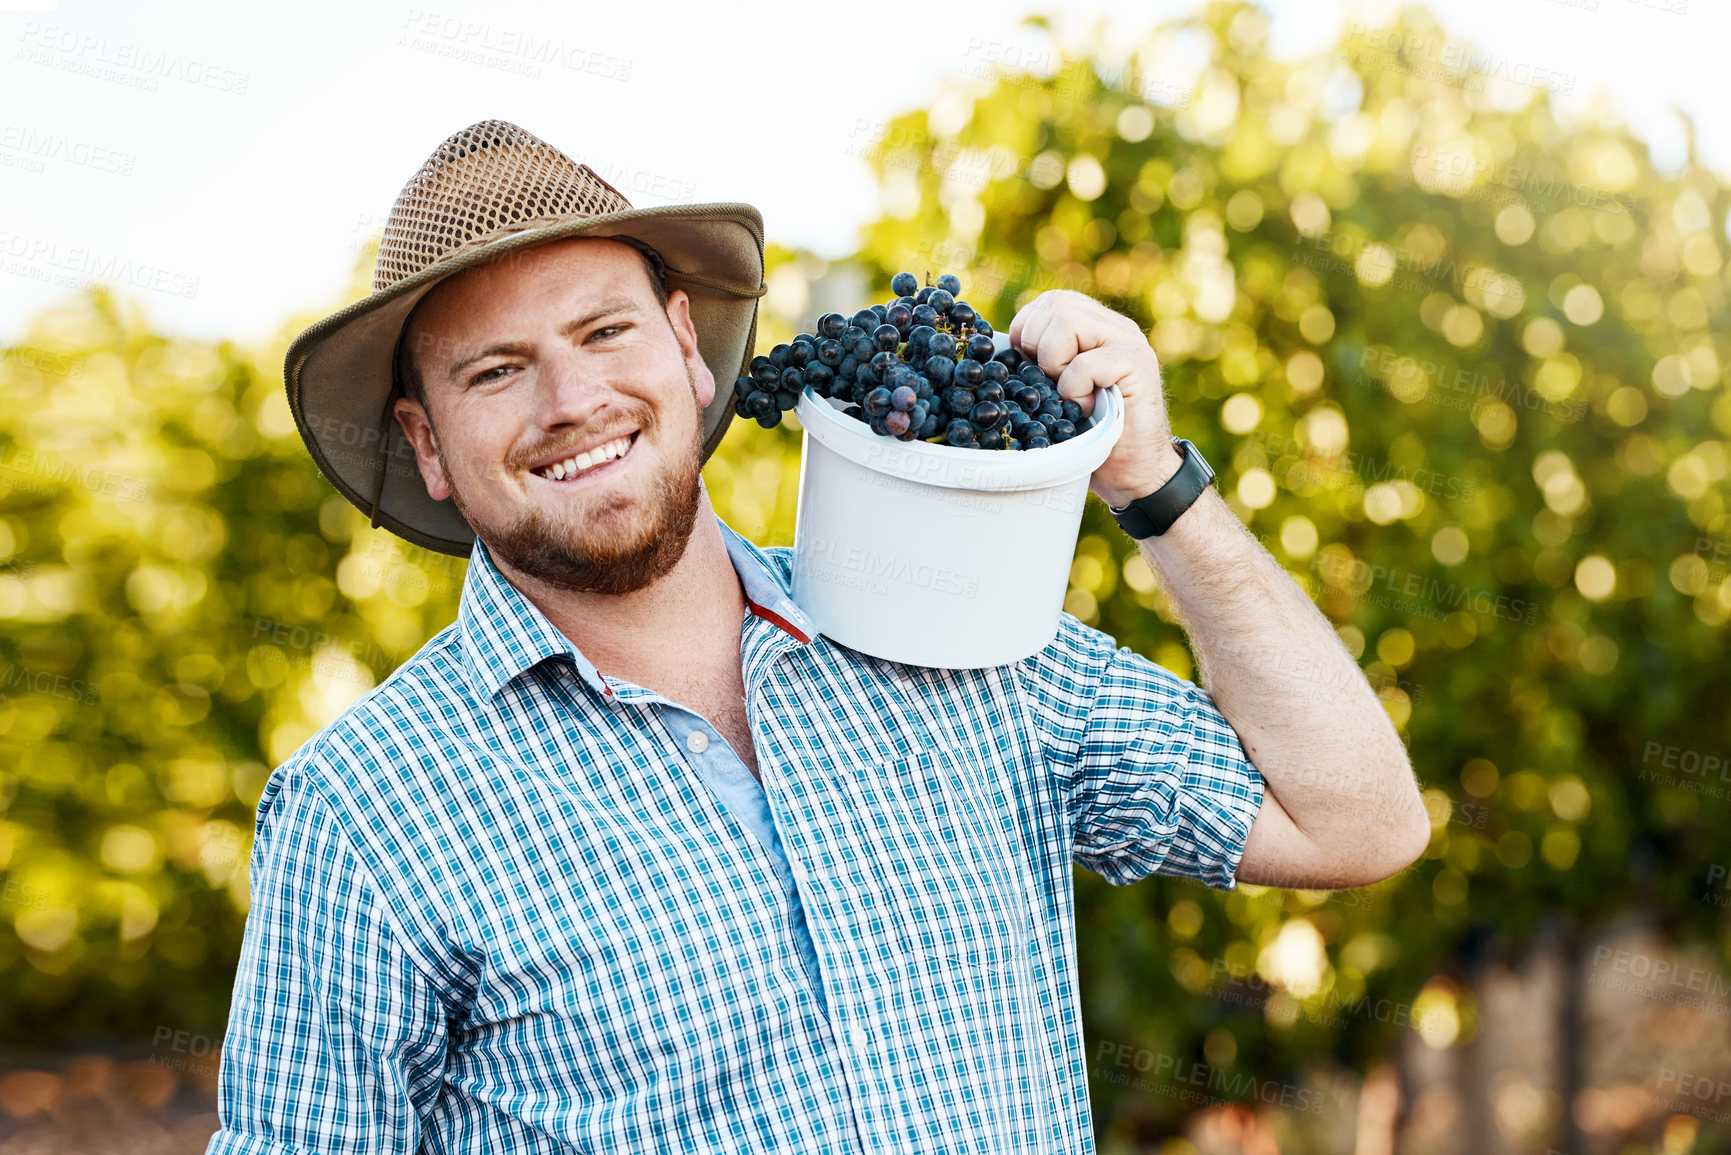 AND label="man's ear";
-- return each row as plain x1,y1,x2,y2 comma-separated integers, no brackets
393,396,453,503
664,288,715,407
